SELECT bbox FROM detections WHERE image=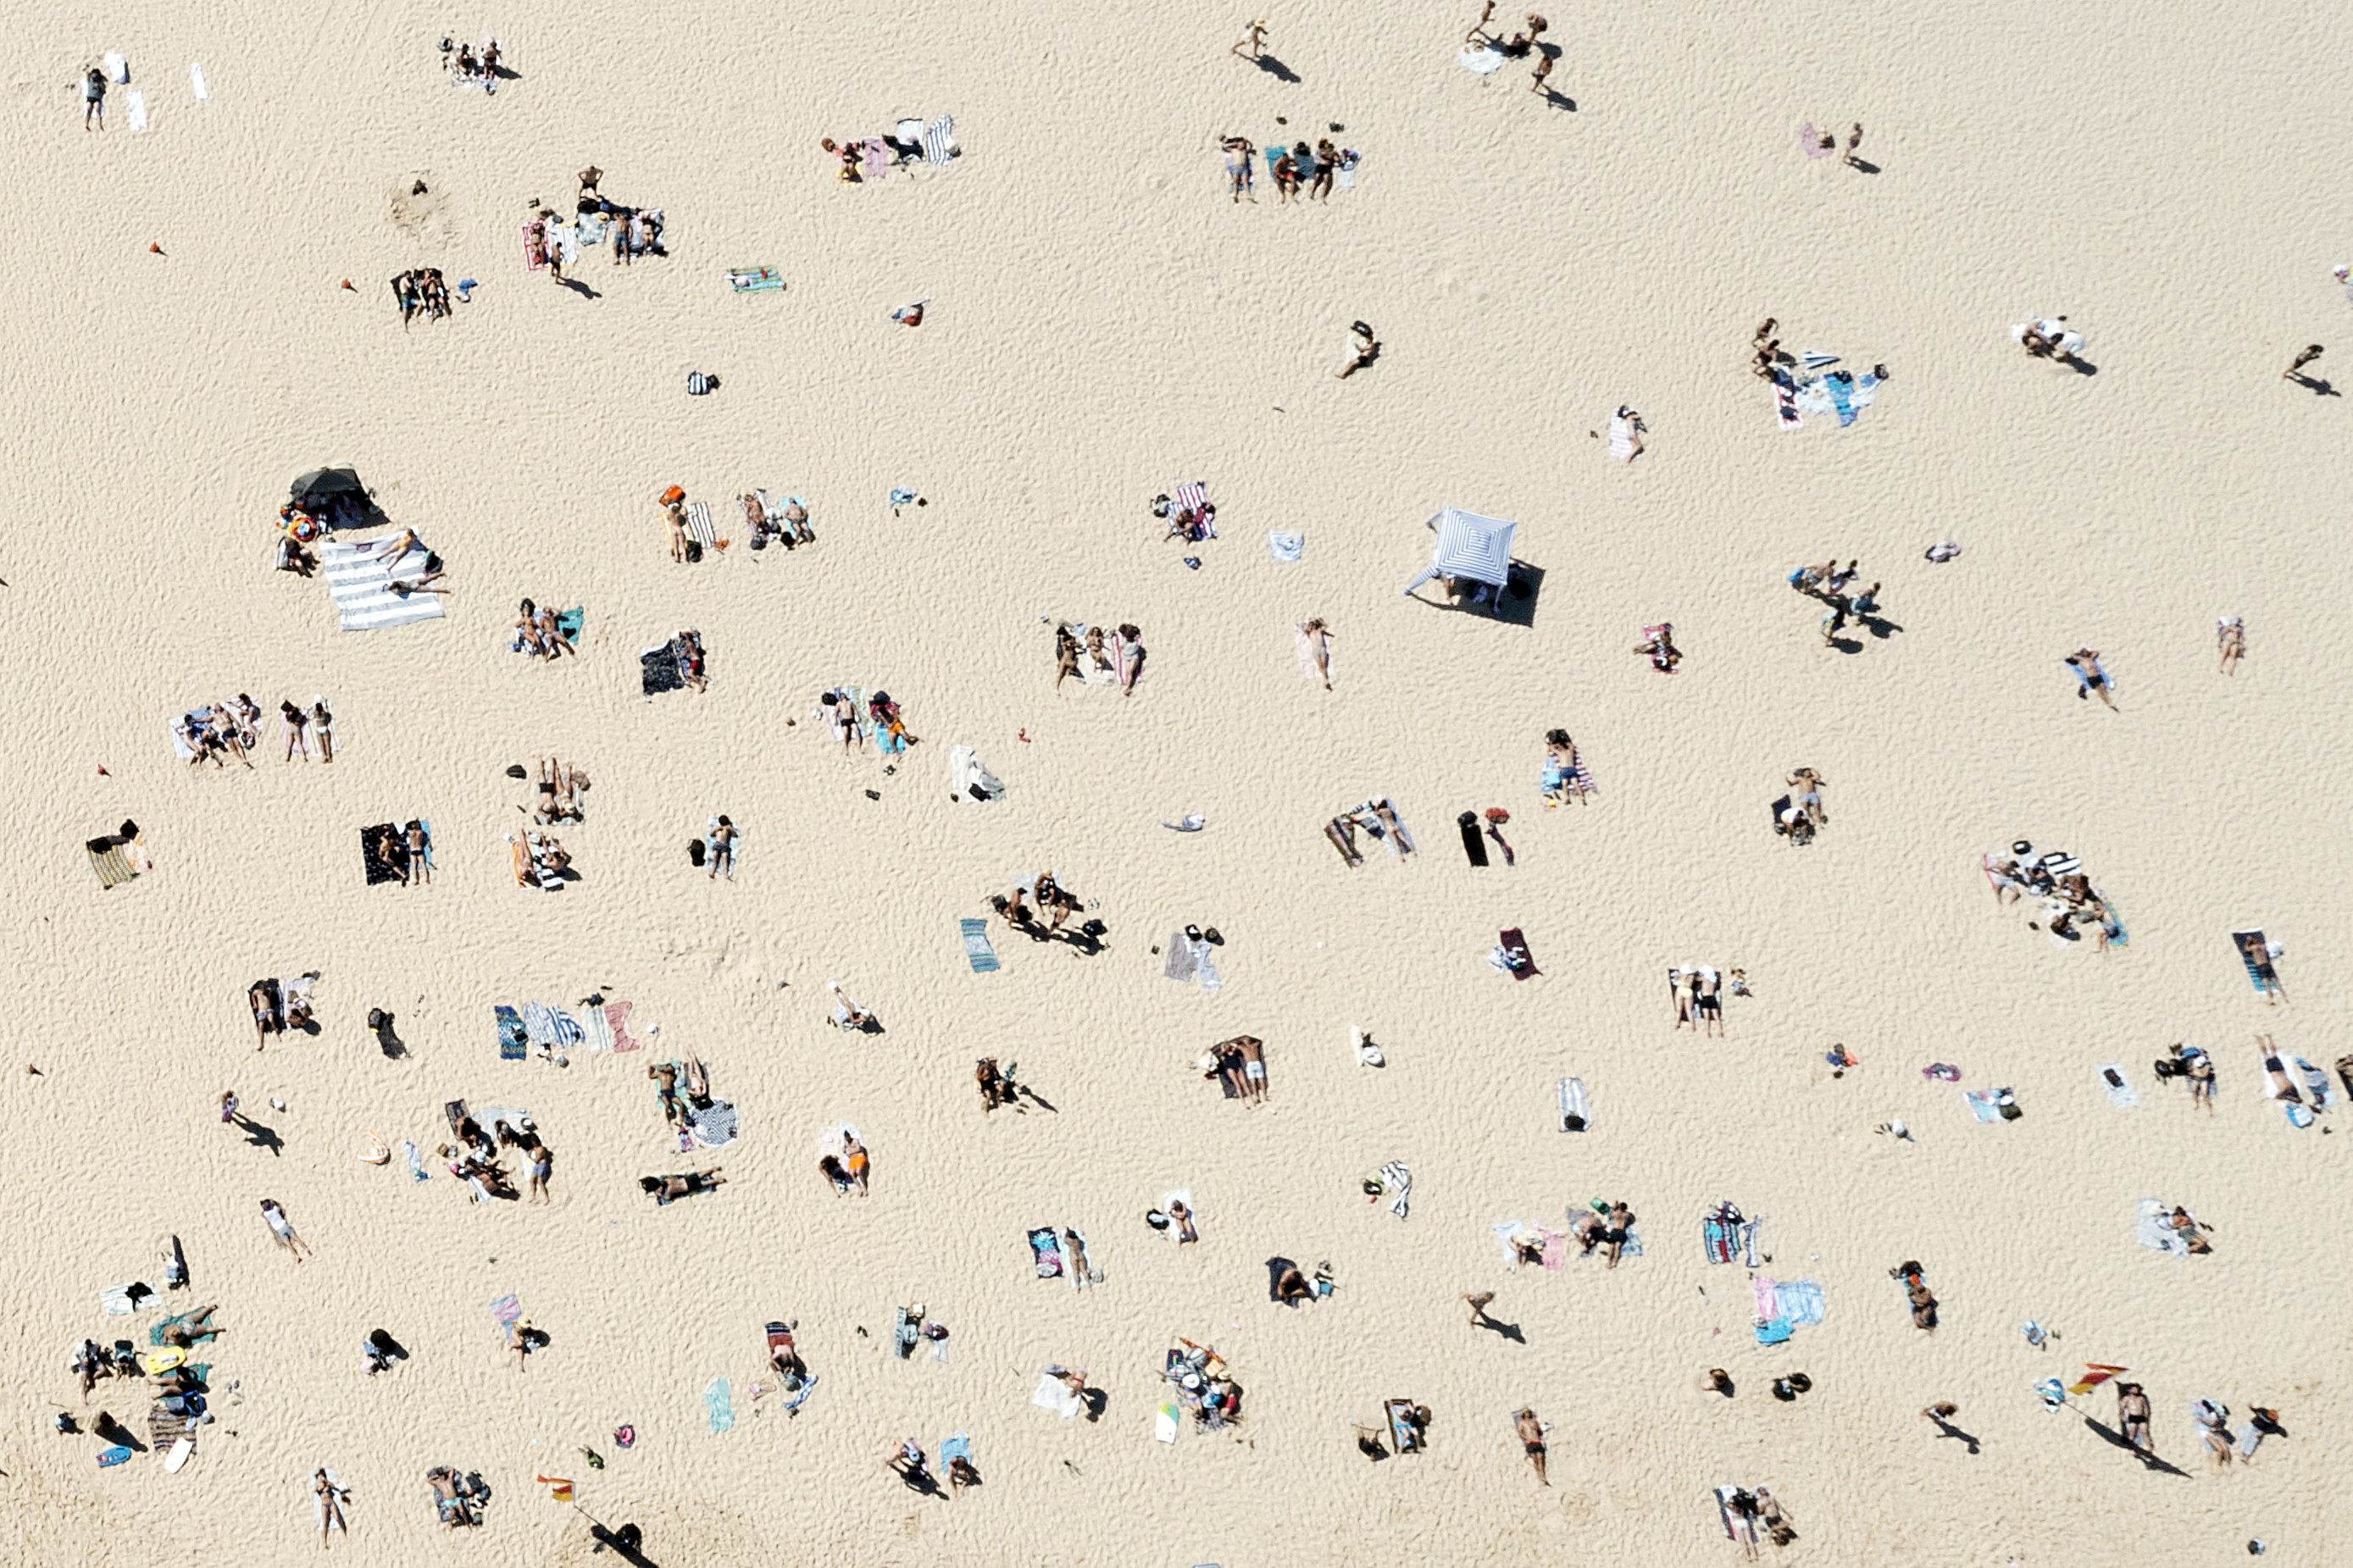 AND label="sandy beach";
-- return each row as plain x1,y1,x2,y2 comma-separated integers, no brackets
8,3,2353,1563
